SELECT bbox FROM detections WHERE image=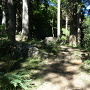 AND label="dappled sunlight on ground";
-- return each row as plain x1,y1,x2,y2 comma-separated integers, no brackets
0,45,89,90
35,46,90,90
36,65,90,90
